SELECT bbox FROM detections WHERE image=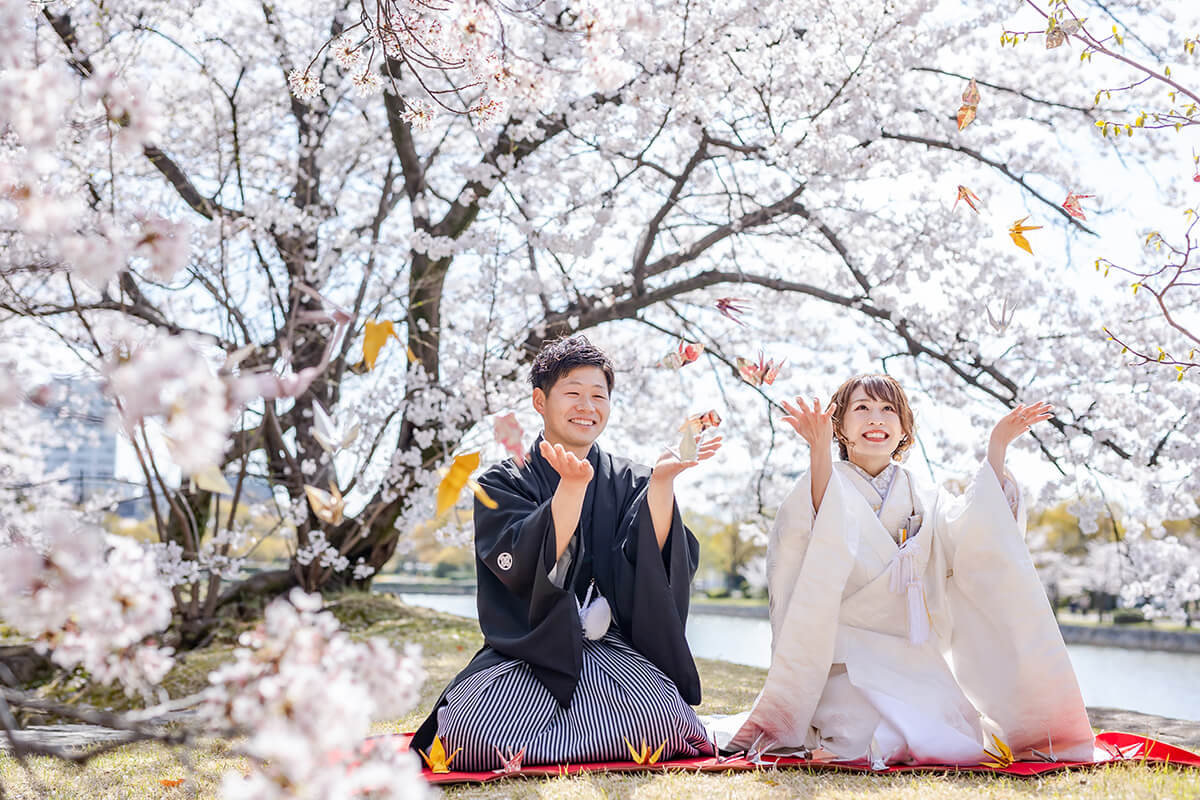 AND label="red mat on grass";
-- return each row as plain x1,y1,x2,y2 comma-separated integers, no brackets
356,731,1200,785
